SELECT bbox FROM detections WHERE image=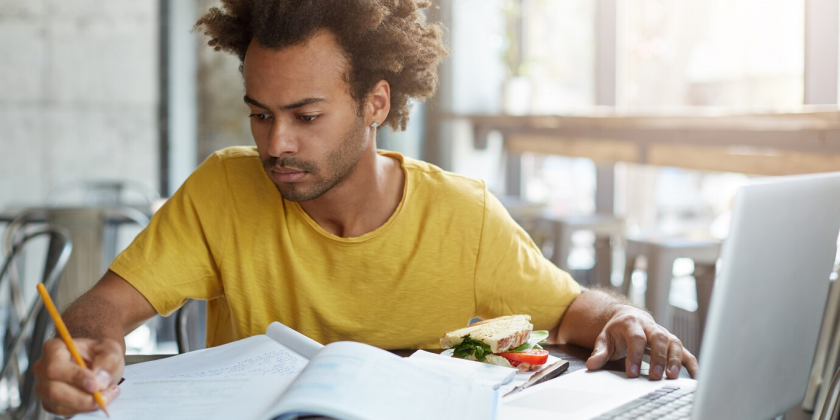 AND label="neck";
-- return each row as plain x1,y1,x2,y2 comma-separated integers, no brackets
297,145,405,238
